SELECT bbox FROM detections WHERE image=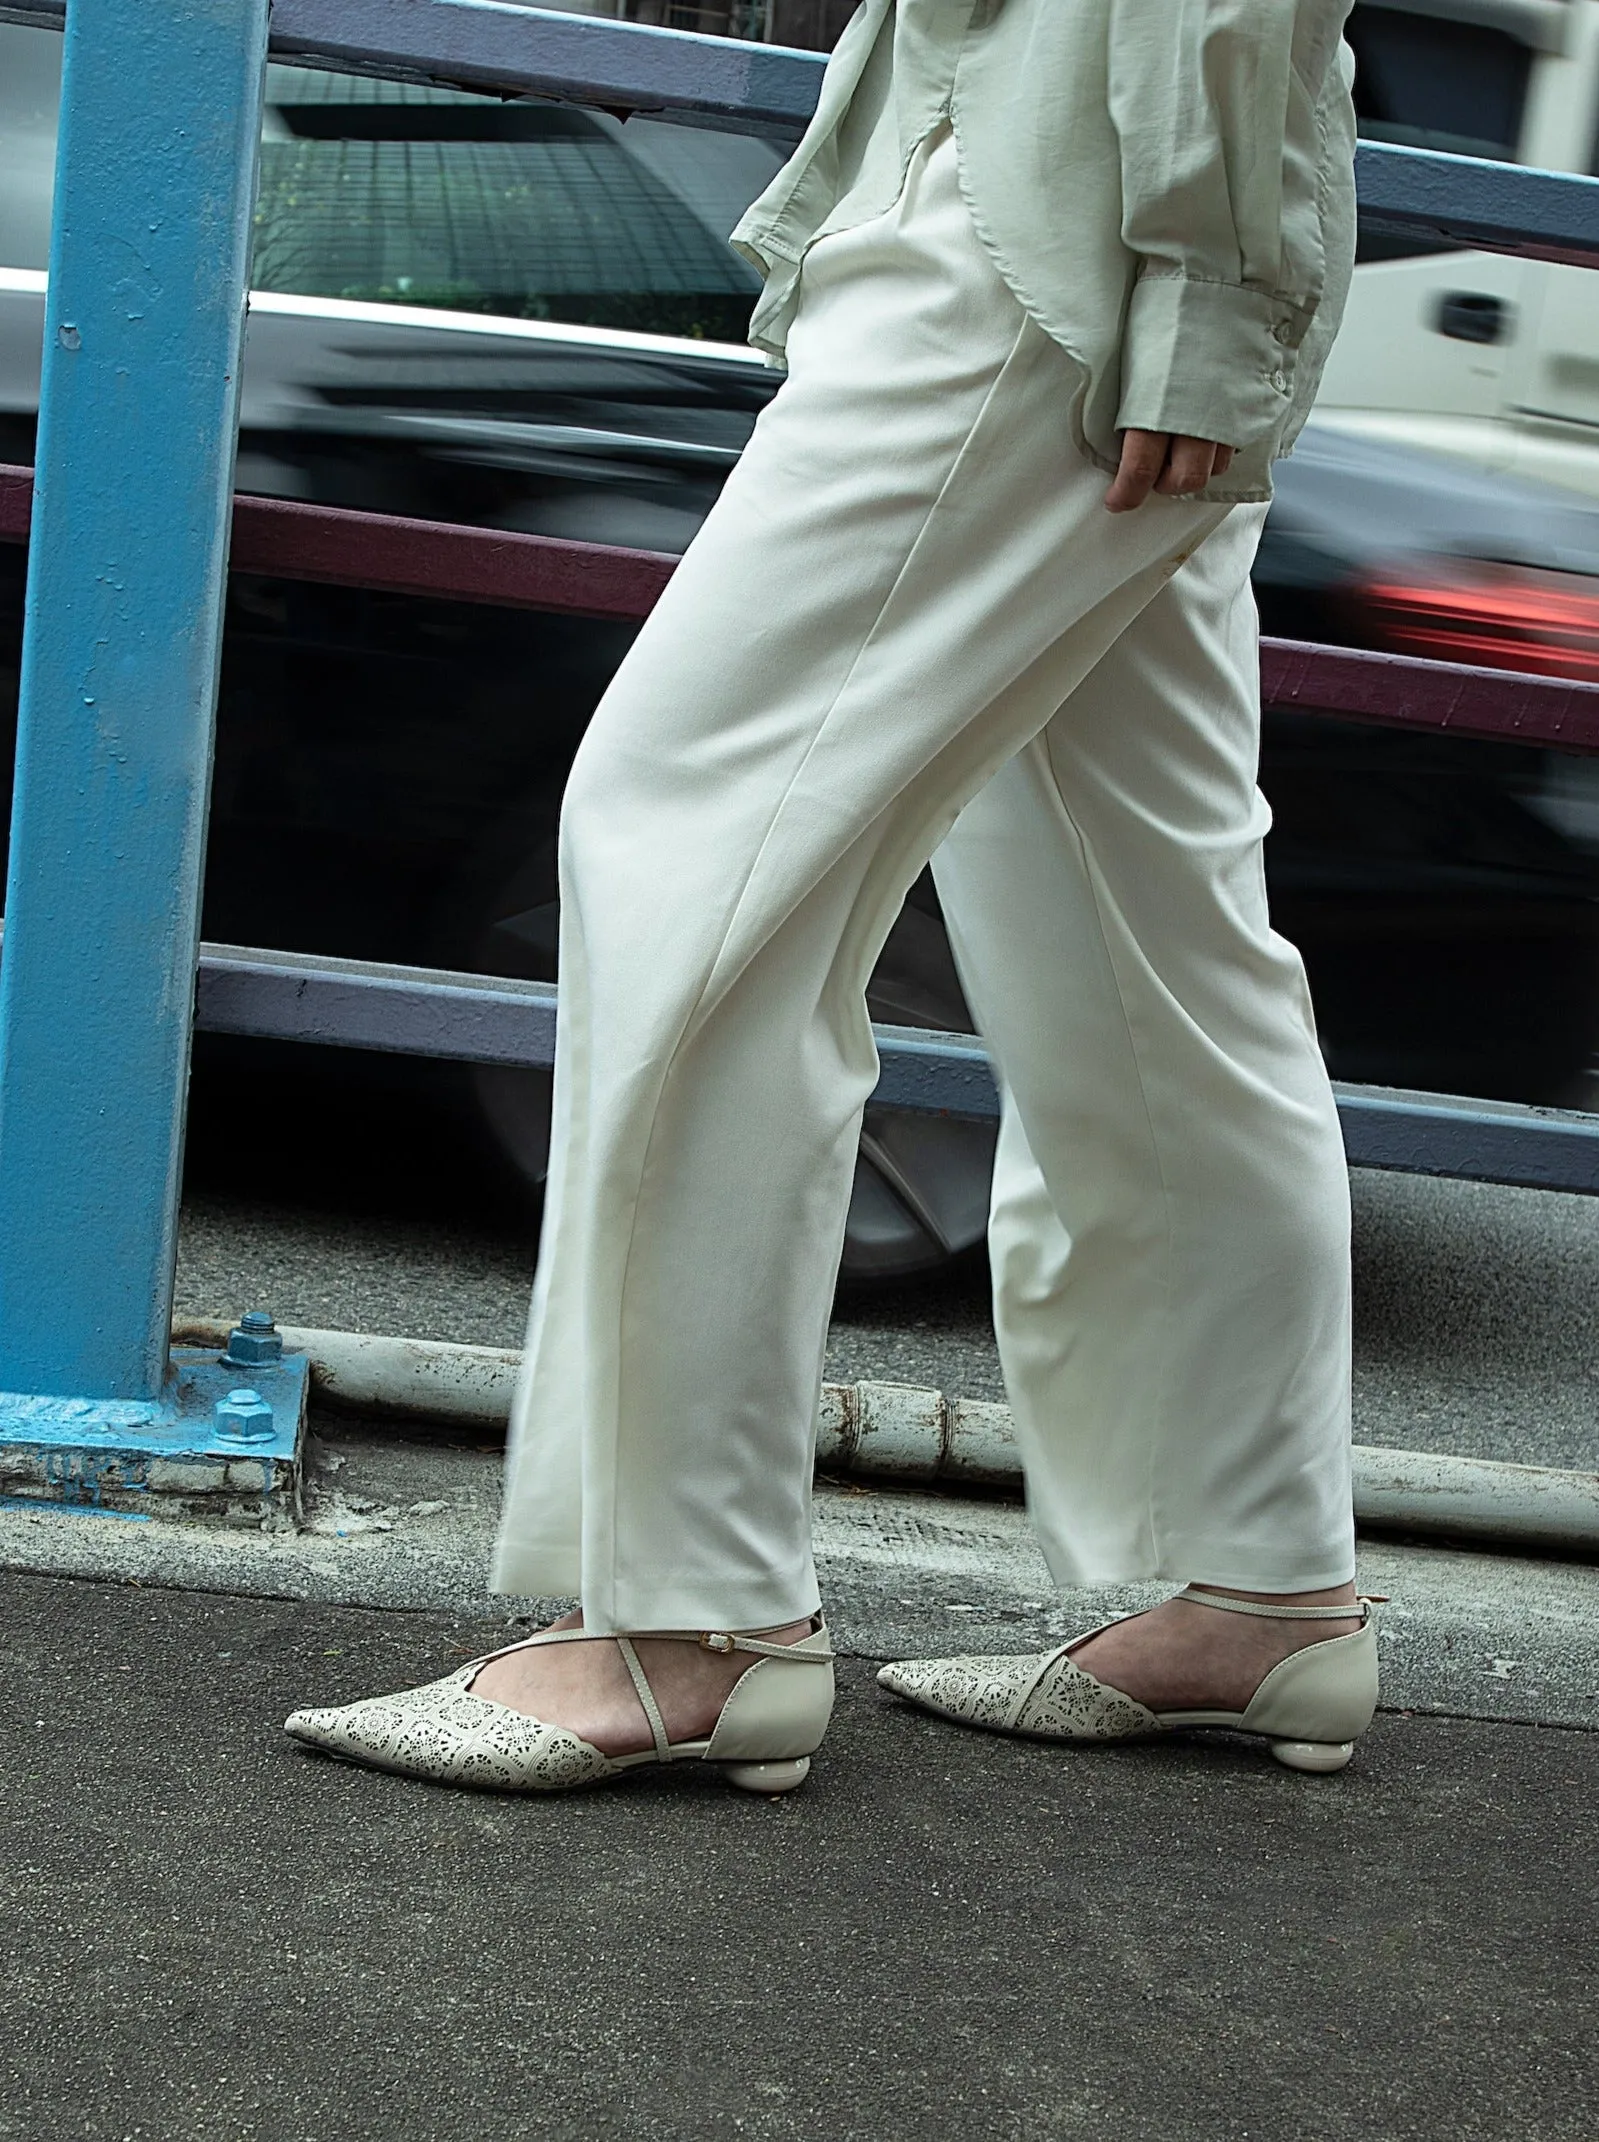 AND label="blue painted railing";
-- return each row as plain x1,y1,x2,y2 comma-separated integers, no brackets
3,0,1599,1494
